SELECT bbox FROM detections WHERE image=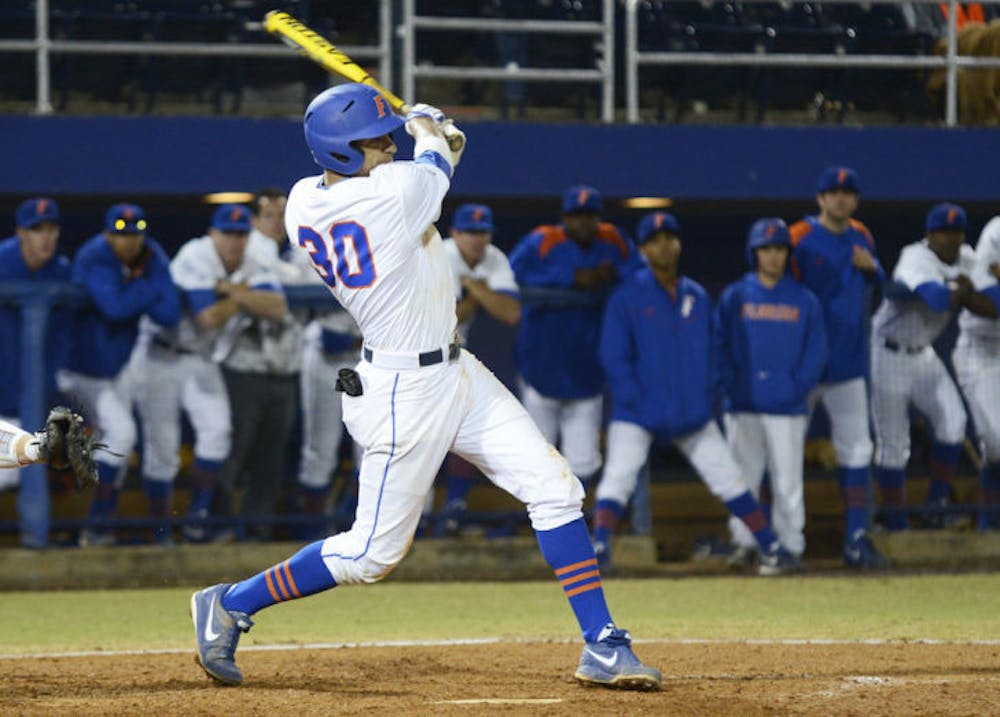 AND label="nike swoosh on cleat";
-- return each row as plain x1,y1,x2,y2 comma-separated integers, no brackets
203,594,221,641
585,649,619,669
